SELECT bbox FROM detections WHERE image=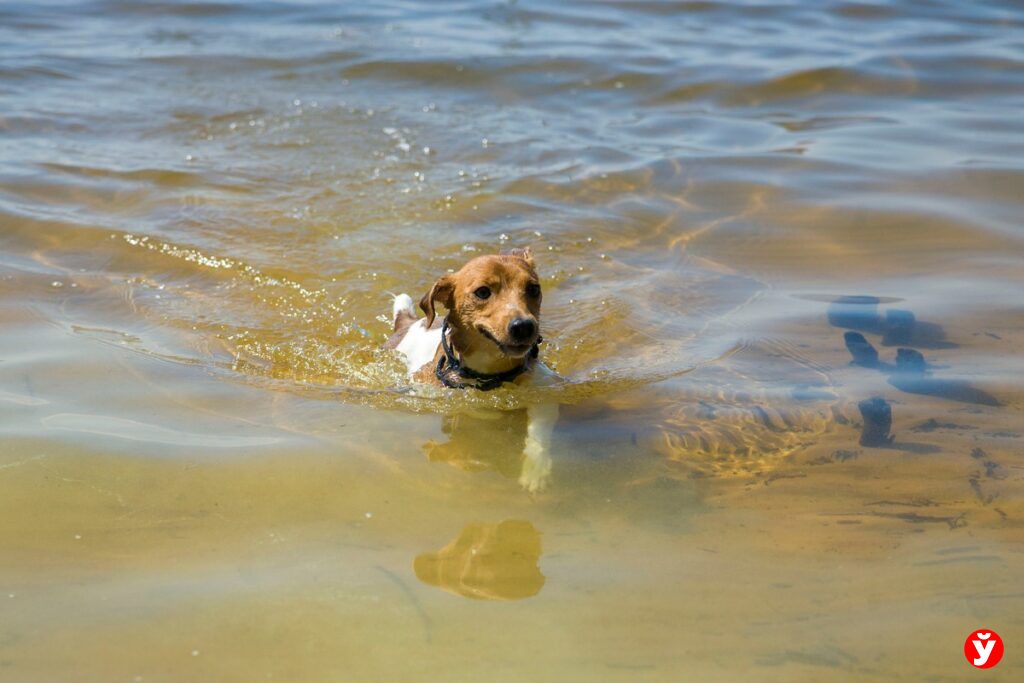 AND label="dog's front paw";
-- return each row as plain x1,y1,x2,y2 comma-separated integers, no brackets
518,446,551,493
